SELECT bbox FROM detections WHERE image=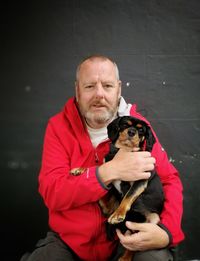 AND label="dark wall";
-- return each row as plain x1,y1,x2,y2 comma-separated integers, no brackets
1,1,200,260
